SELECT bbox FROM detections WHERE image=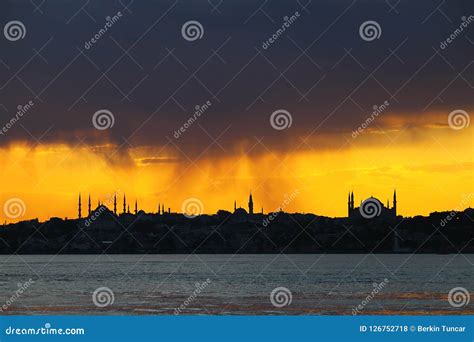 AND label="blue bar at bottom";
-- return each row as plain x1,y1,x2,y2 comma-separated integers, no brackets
0,316,472,342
